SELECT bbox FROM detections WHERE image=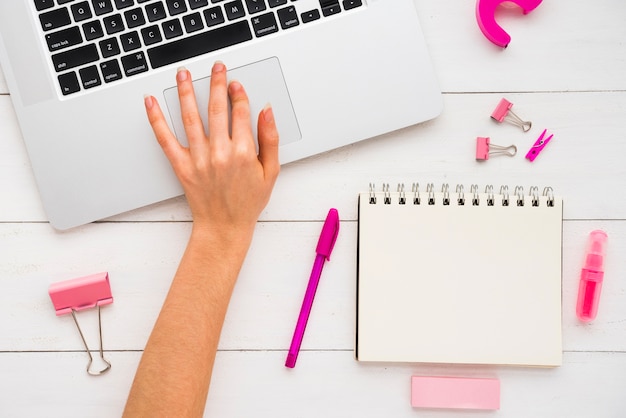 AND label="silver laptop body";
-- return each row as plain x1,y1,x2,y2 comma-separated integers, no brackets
0,0,442,229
